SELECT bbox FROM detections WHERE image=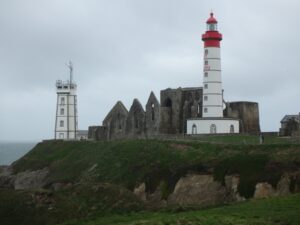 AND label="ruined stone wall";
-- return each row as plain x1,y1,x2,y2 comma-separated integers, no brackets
102,101,128,140
88,126,108,140
125,99,146,138
145,92,160,136
182,88,202,133
159,88,183,134
224,101,260,134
